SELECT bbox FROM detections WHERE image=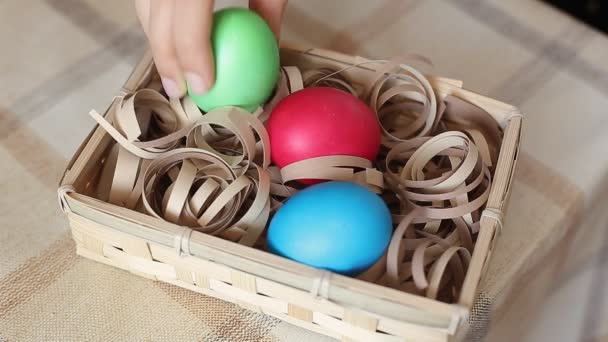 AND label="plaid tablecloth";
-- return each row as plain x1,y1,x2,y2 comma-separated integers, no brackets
1,1,607,341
